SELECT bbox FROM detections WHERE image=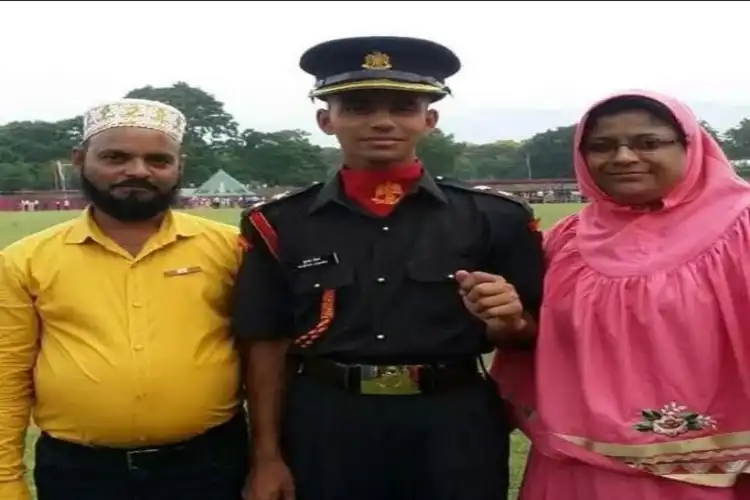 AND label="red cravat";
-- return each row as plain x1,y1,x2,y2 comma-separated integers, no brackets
339,162,423,217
